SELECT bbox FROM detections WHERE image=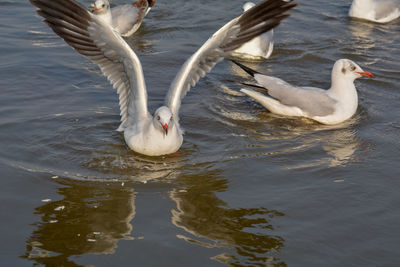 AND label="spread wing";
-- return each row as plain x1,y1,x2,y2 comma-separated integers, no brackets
30,0,149,131
165,0,297,119
254,74,337,117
